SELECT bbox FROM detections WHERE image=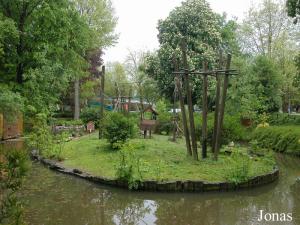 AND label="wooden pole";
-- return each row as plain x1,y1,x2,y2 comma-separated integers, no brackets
174,58,192,156
202,61,208,159
212,53,223,153
99,65,105,139
214,54,231,160
172,88,177,142
128,87,132,114
181,40,198,160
